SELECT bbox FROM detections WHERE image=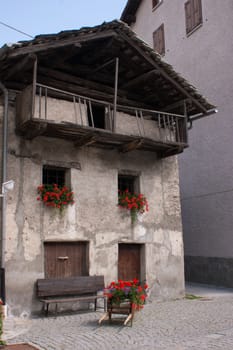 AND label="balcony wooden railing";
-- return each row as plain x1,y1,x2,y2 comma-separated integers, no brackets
16,83,188,157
